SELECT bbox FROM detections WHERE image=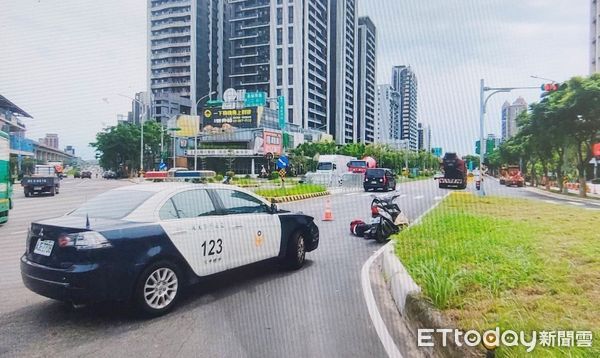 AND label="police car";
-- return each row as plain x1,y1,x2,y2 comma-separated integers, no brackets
21,183,319,316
